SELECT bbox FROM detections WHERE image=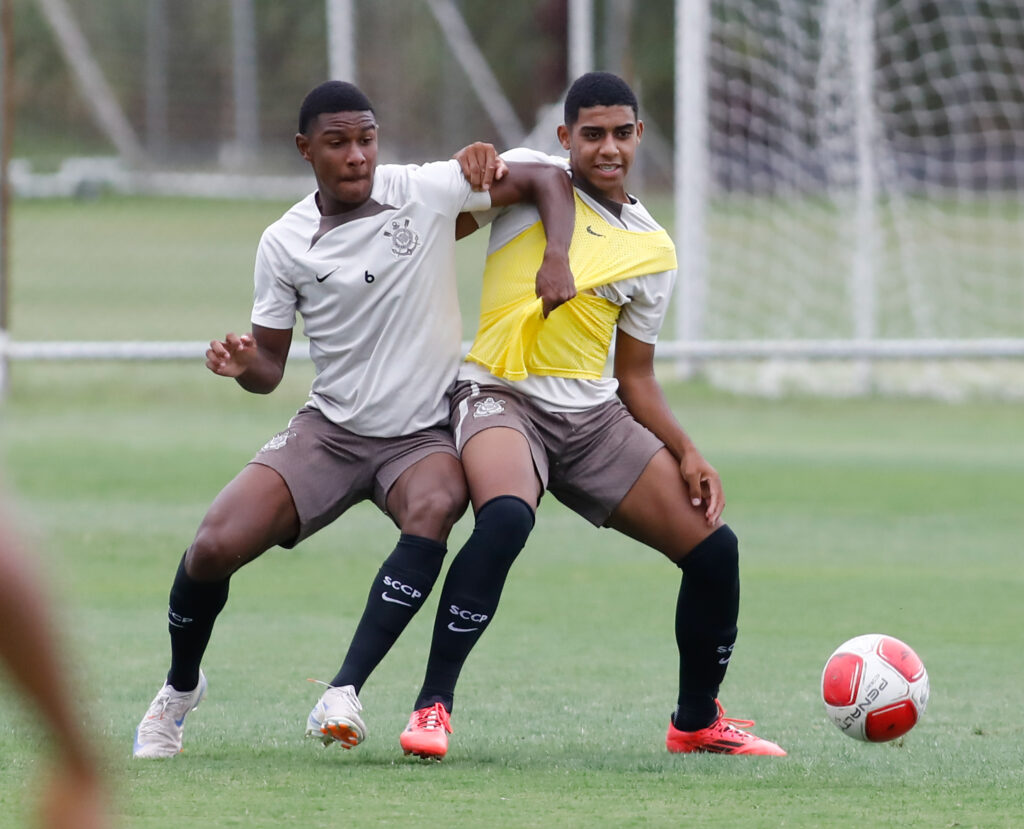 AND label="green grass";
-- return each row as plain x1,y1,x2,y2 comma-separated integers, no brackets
2,195,1022,826
1,362,1022,828
8,196,489,343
